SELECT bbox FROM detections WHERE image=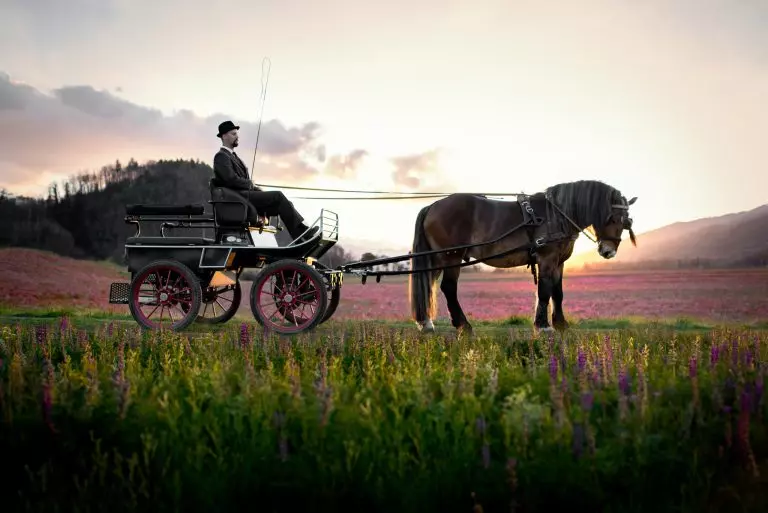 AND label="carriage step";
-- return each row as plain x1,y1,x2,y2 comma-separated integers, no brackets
109,282,130,304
